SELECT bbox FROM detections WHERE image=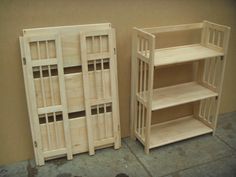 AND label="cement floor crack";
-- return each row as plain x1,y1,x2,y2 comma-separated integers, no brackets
124,140,153,177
